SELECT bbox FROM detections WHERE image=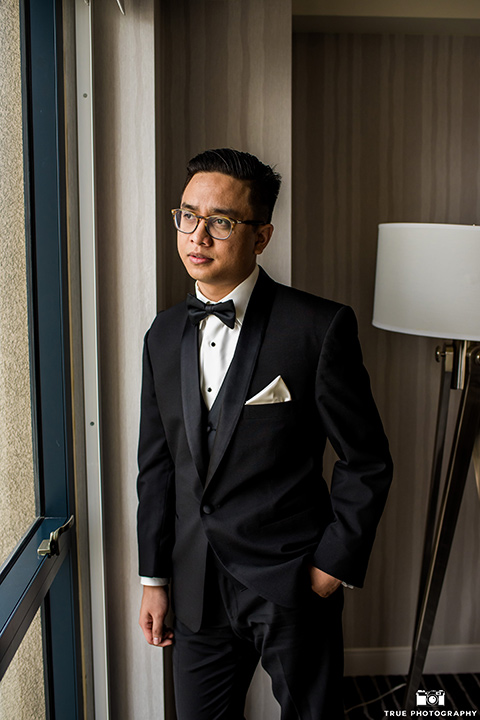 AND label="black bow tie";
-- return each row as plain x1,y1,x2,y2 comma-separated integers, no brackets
186,294,236,329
